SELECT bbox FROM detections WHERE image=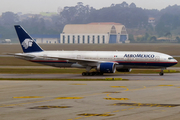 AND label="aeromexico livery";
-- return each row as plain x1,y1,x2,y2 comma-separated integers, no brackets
14,25,178,76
